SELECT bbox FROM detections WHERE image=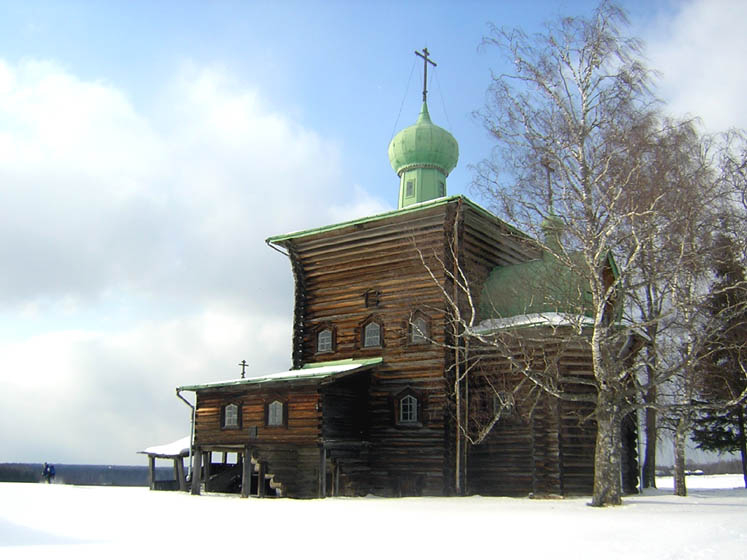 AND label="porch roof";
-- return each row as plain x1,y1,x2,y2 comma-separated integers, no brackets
176,357,382,392
139,436,191,458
